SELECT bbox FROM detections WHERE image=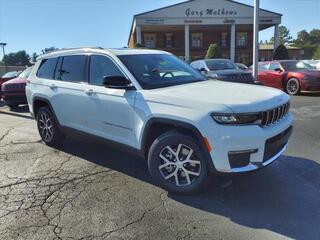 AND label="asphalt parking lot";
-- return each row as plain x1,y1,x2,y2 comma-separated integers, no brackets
0,94,319,240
